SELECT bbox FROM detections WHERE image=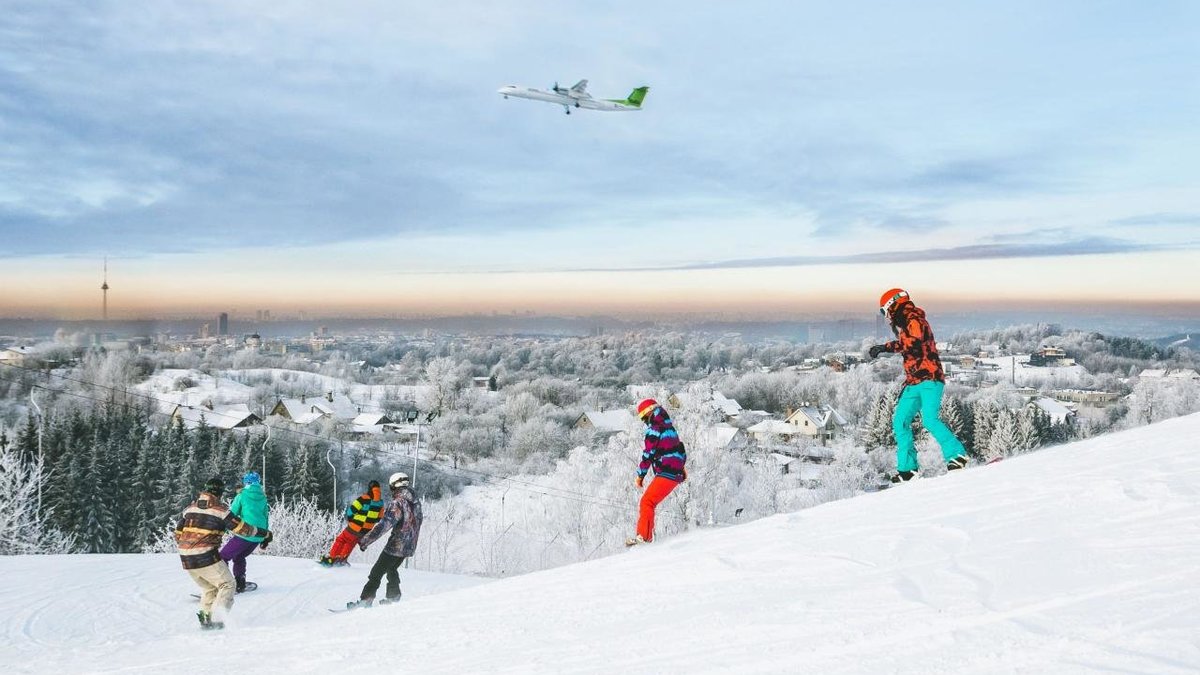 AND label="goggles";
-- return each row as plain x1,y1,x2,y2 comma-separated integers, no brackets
880,291,909,316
